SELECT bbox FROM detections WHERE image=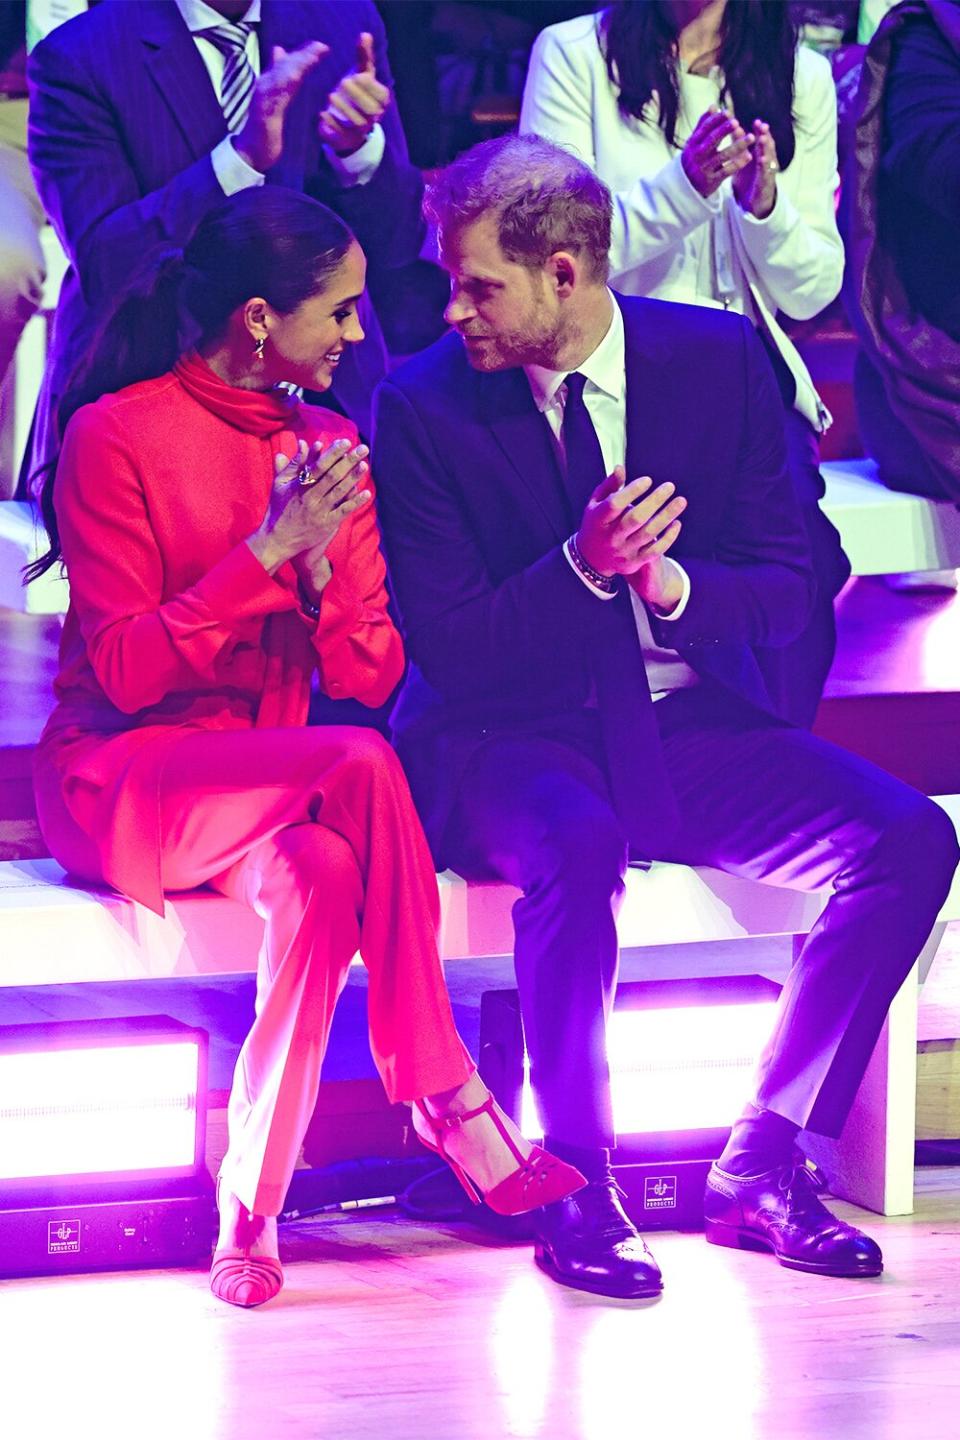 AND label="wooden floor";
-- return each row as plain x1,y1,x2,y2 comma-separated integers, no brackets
4,1170,960,1440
